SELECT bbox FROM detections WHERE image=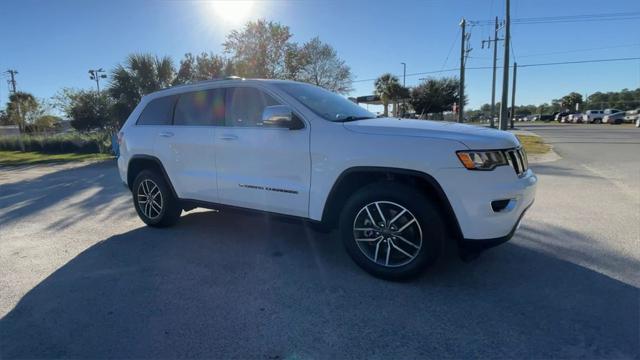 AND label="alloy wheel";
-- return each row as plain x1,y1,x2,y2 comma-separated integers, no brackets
352,201,423,267
137,179,163,220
